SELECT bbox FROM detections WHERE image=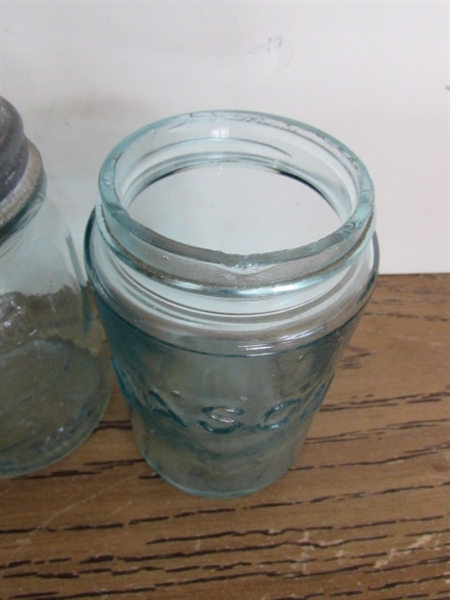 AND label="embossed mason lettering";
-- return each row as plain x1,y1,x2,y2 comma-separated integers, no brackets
259,399,303,431
199,406,244,434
